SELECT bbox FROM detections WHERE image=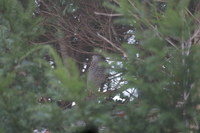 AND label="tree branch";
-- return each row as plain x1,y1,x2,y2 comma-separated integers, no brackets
97,33,128,57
